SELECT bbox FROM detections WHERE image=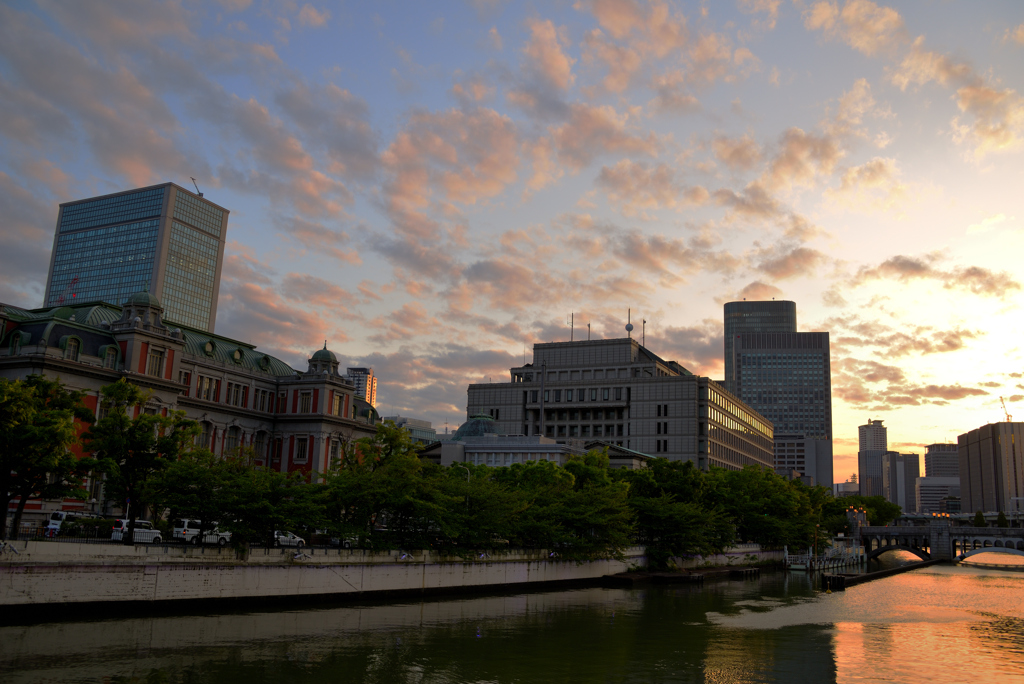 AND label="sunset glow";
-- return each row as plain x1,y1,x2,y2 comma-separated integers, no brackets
3,1,1024,482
